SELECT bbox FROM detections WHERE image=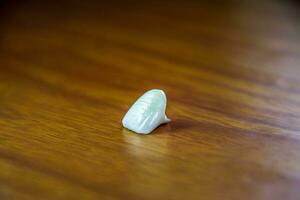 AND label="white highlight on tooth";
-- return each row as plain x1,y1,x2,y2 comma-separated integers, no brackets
122,89,171,134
